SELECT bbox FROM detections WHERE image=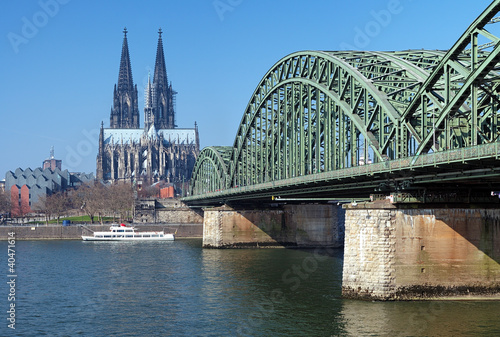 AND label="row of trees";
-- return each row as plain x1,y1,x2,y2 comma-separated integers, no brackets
32,182,135,224
75,182,134,224
34,192,71,224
